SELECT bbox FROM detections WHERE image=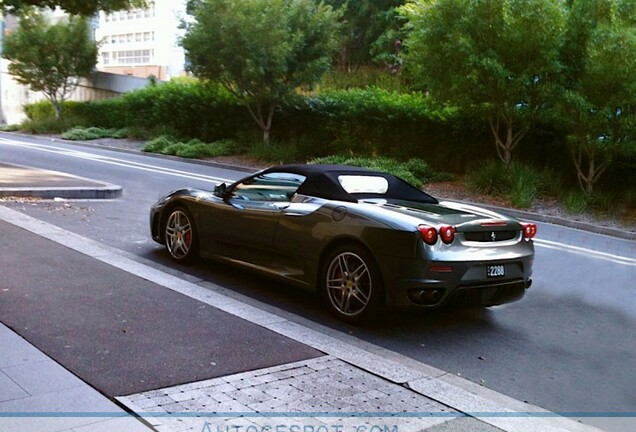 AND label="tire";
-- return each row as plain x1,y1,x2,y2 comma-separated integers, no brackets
164,207,199,264
321,244,384,324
